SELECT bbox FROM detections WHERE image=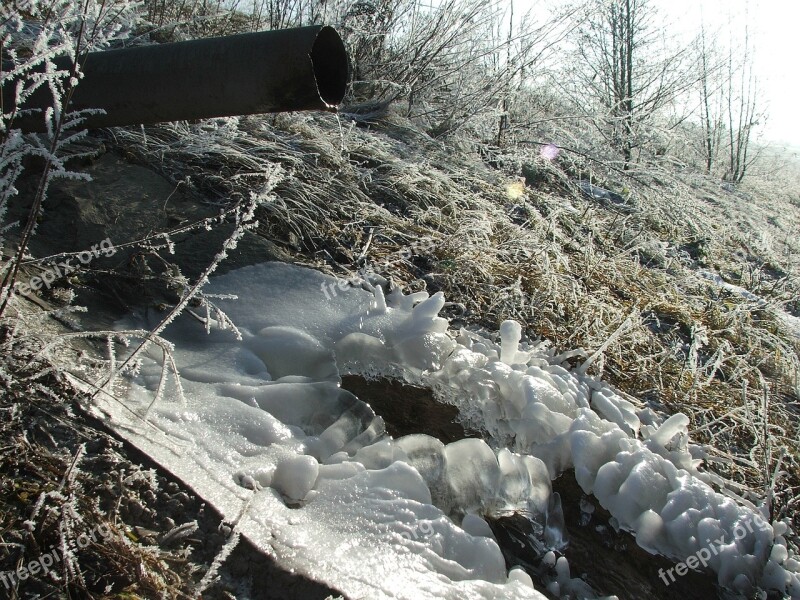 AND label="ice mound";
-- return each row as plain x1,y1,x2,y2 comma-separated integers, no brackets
392,435,553,523
272,454,319,502
101,262,799,599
